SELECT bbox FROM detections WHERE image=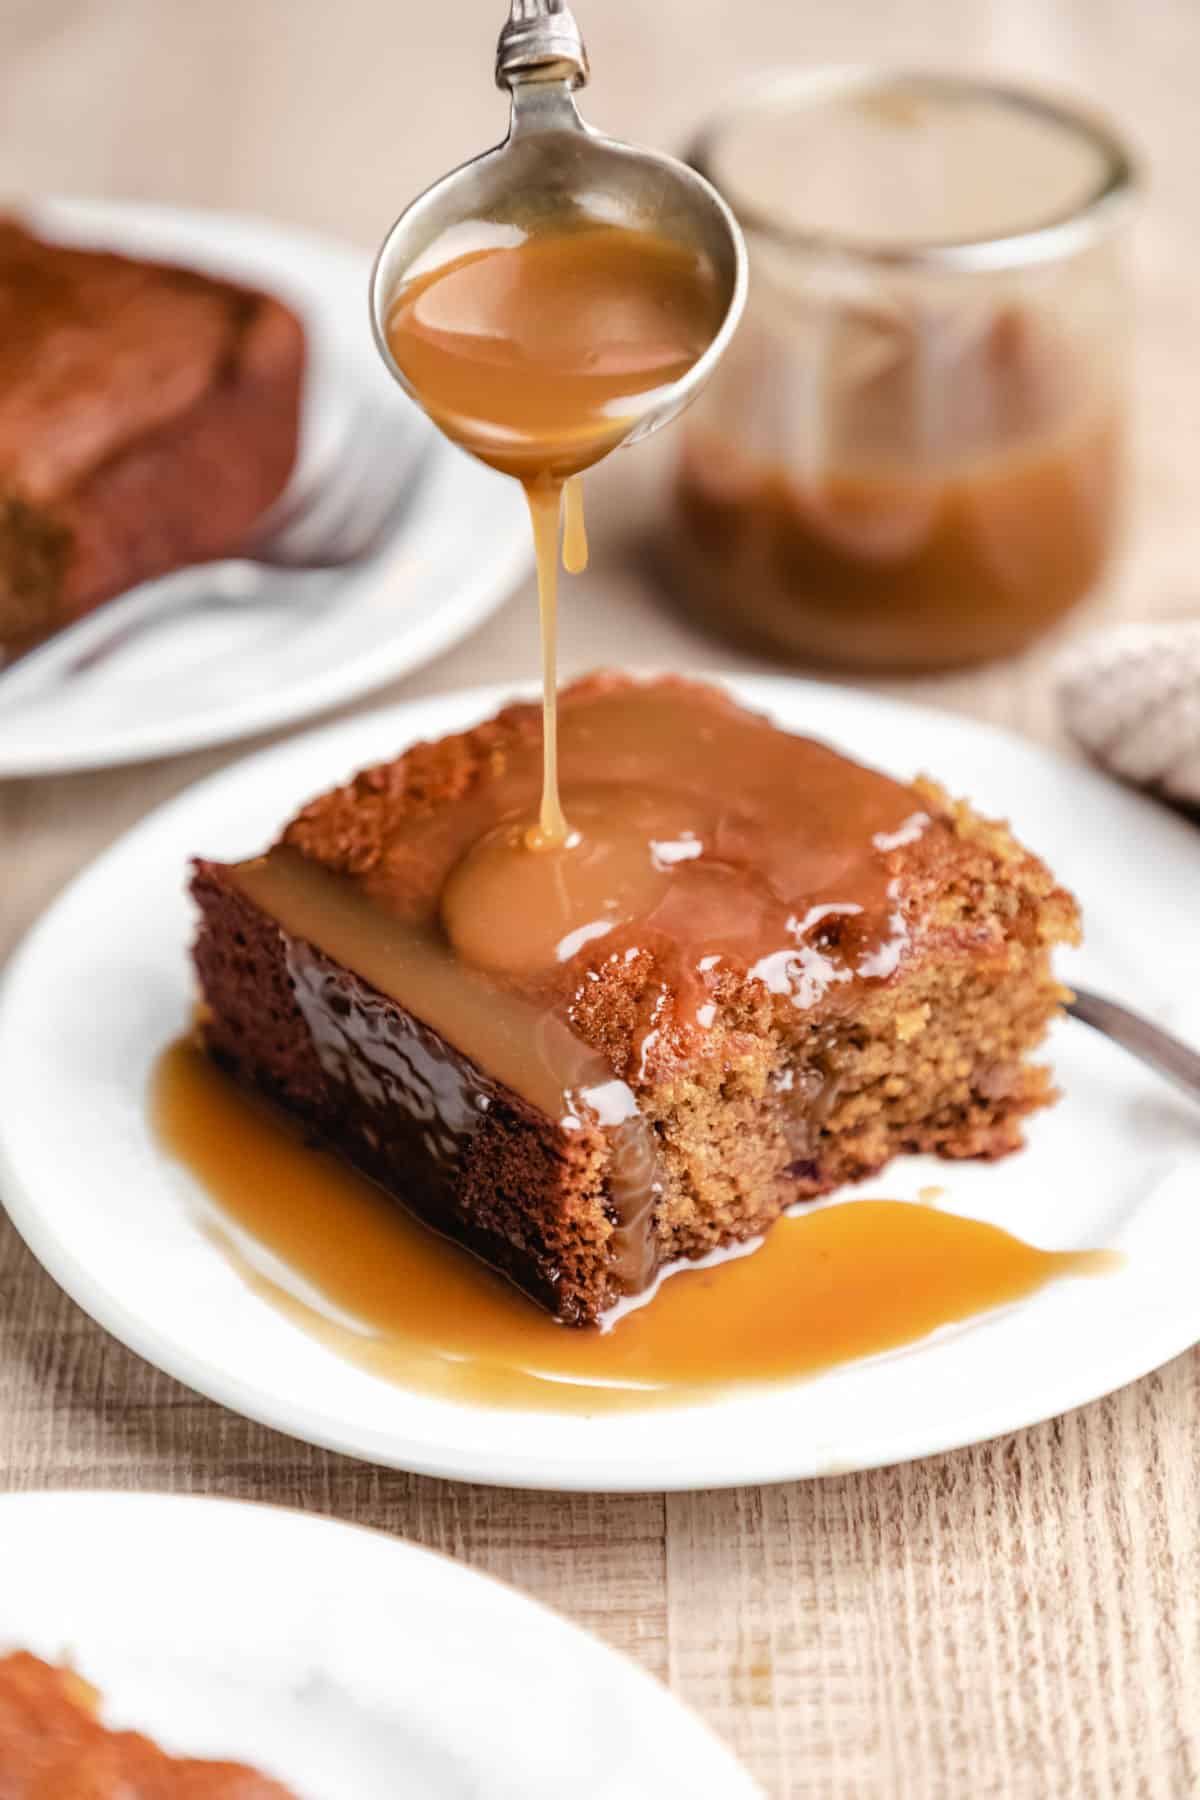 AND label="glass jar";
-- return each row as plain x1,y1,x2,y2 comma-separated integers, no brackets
664,72,1138,672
